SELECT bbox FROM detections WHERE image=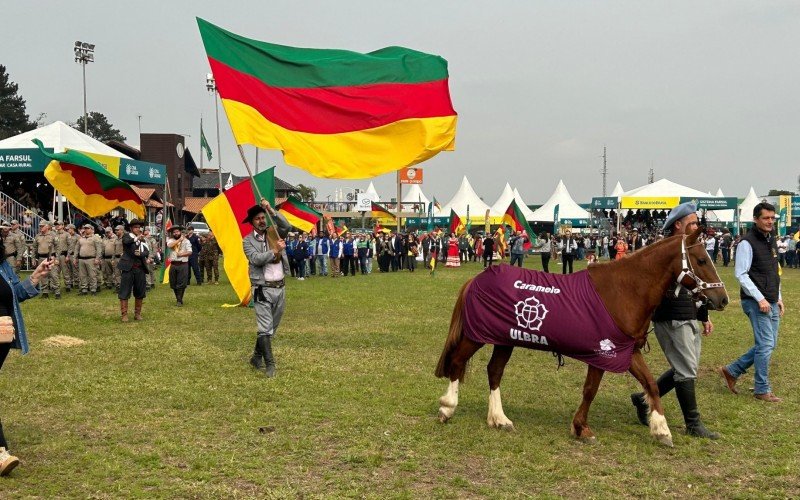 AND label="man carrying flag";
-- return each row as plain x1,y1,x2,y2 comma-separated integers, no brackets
243,200,290,378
